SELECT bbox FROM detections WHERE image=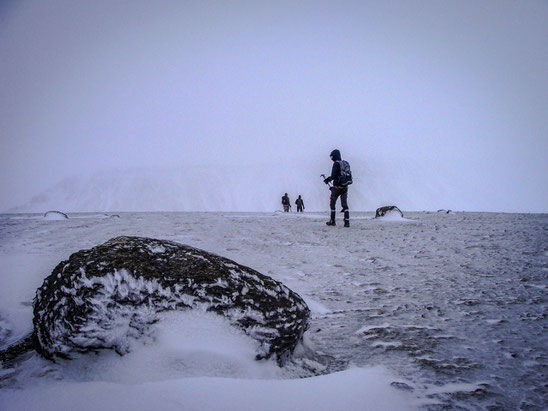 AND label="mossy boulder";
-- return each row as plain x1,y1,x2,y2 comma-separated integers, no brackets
33,236,310,364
